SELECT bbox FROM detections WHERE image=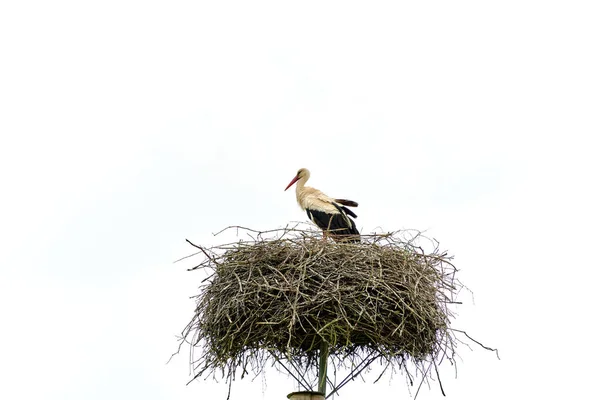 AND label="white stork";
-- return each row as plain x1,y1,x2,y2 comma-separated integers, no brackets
285,168,360,242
